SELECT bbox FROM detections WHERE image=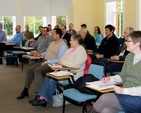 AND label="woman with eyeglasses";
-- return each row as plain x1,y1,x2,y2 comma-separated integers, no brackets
93,26,103,44
88,31,141,113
